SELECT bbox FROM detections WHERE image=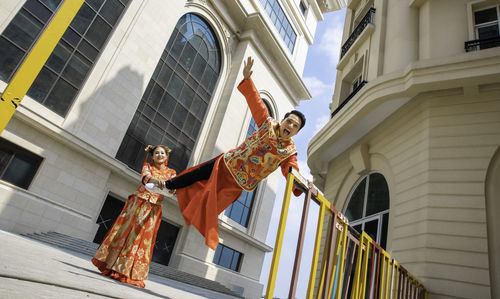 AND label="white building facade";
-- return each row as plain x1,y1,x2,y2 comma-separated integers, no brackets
308,0,500,298
0,0,344,297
